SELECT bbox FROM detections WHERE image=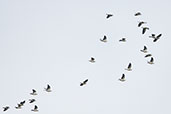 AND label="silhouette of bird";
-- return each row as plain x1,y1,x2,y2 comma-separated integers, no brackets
29,99,36,103
89,57,95,63
148,57,154,64
15,104,22,109
100,35,107,42
31,105,38,112
80,79,88,86
119,74,126,82
44,84,52,92
153,34,162,42
134,12,141,16
125,63,132,71
119,38,126,42
140,46,148,53
3,106,9,112
149,34,156,38
30,89,37,95
145,54,152,58
142,27,149,34
138,21,146,27
106,14,113,19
